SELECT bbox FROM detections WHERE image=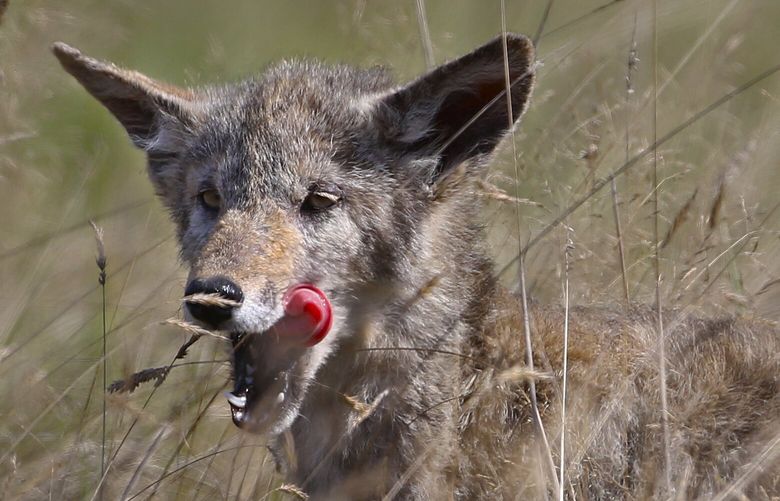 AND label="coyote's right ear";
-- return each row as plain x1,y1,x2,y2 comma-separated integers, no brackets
52,42,199,197
375,34,535,184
